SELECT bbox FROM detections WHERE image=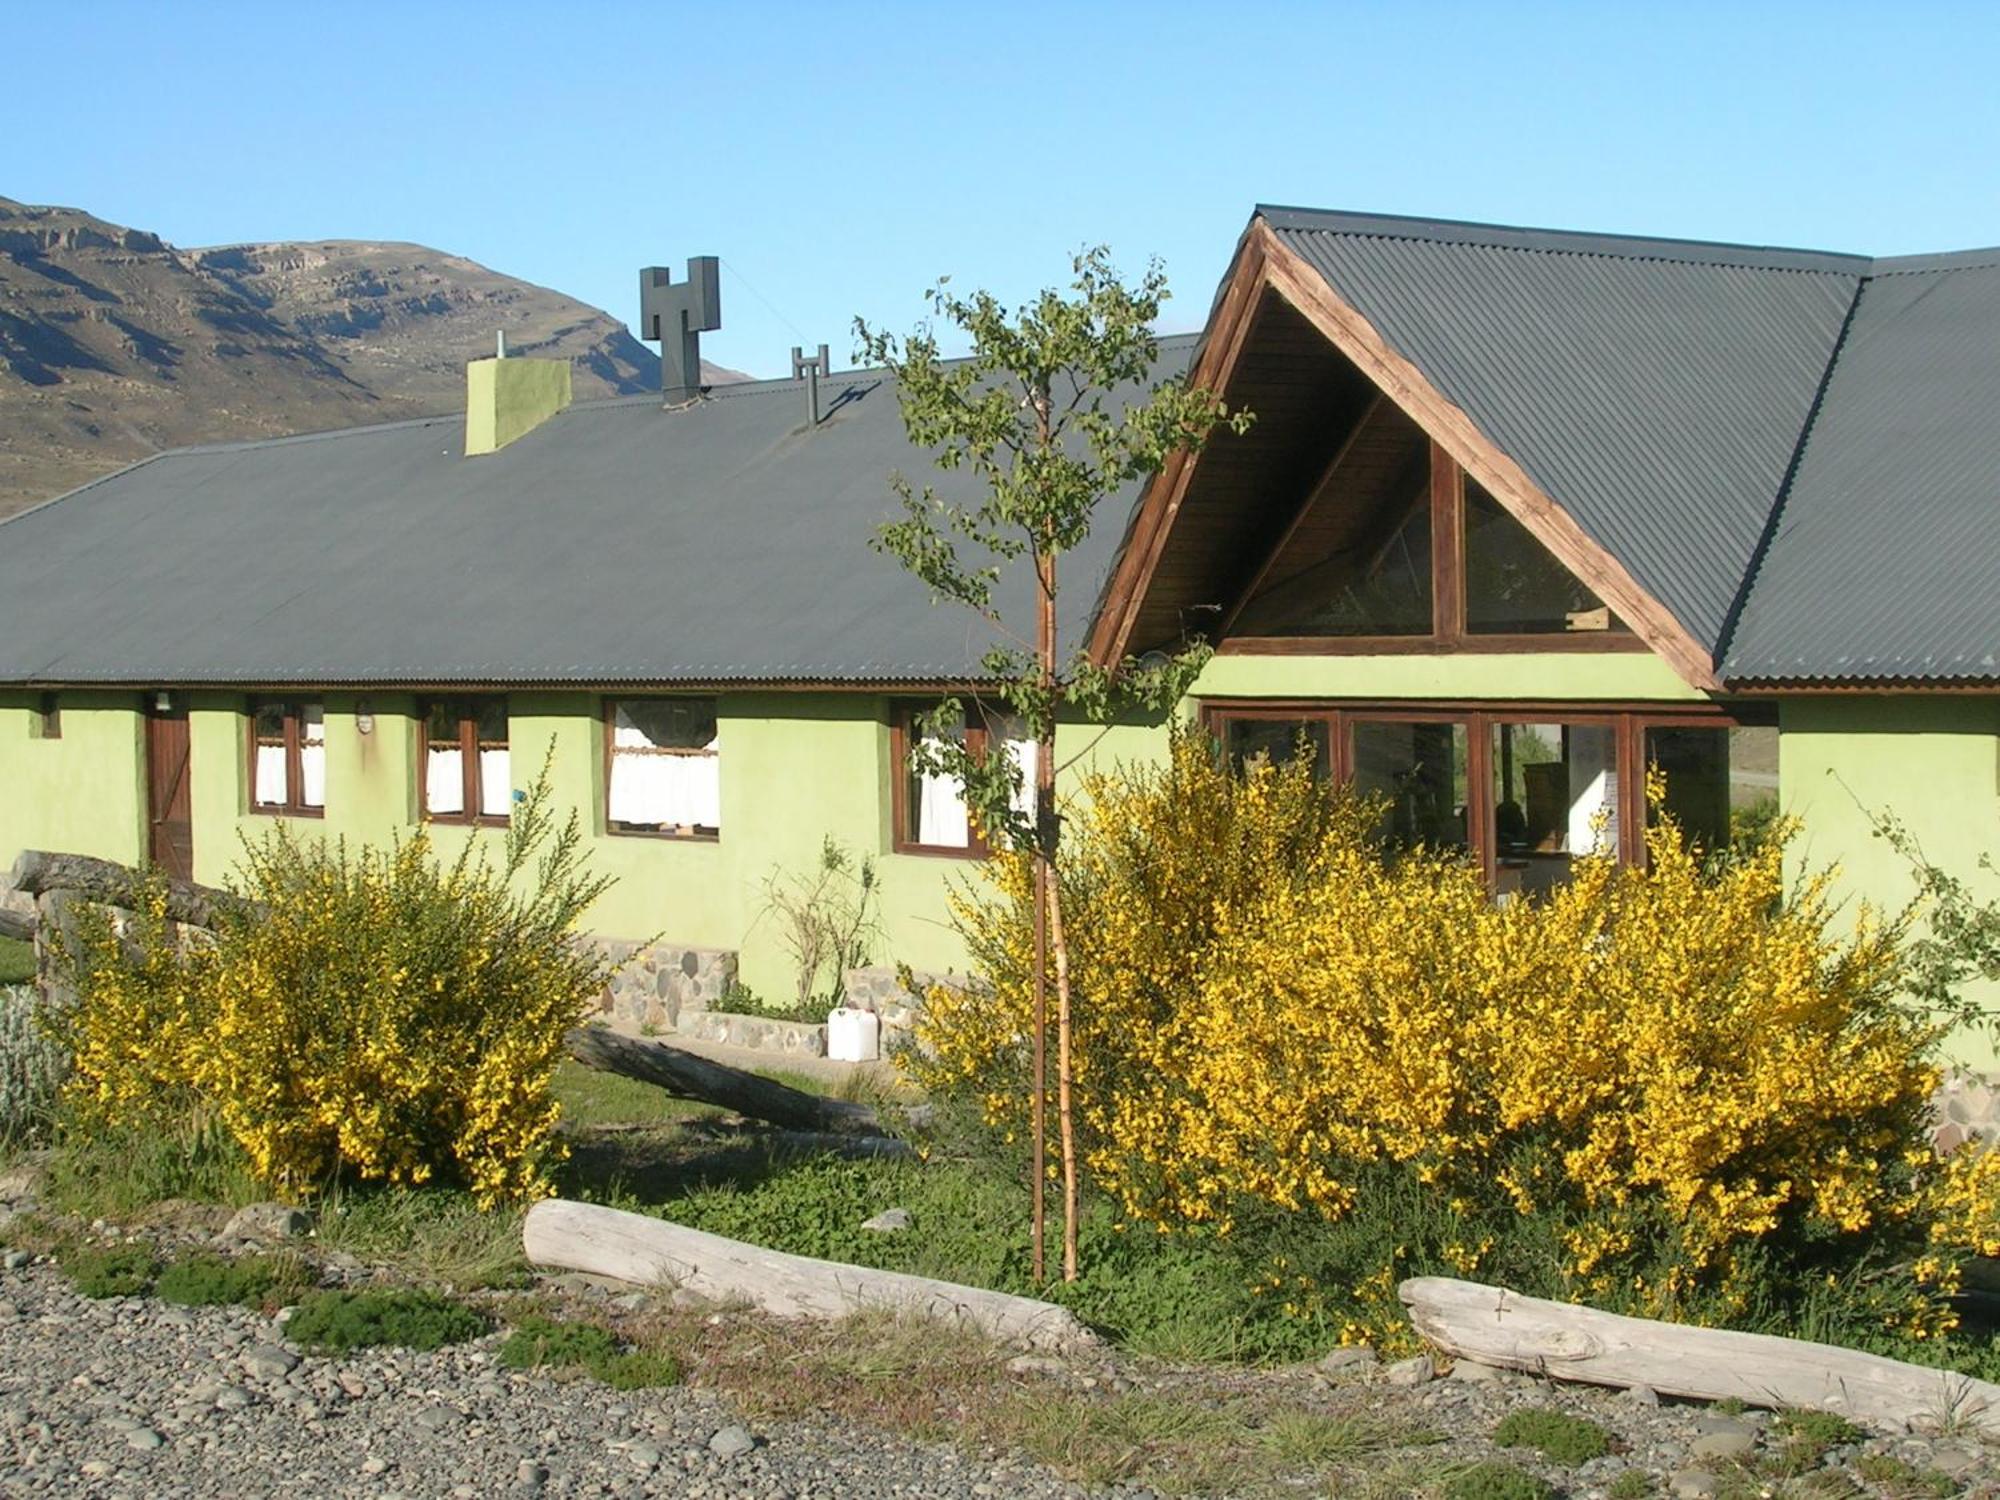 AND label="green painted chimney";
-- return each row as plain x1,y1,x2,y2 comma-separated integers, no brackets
464,348,572,456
